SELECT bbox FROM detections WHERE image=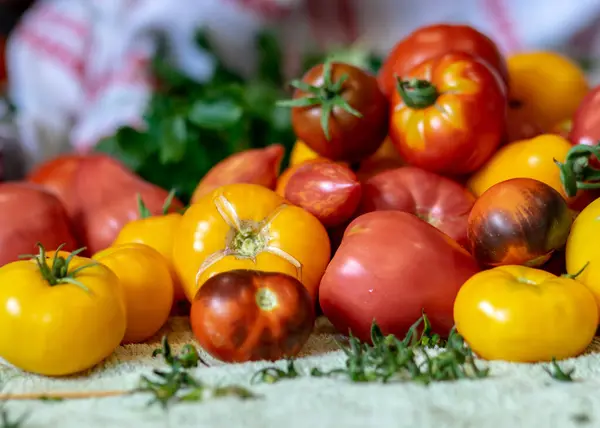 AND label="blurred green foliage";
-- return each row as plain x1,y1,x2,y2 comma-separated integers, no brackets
96,30,381,203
